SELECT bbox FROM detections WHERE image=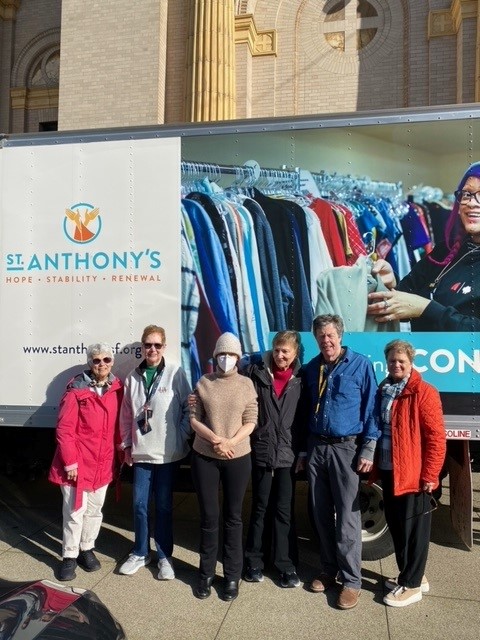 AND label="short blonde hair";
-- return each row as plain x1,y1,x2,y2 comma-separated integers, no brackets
272,330,301,354
384,339,415,362
141,324,166,345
